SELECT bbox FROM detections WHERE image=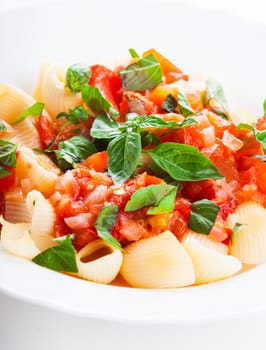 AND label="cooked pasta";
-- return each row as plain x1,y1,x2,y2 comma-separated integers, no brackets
75,239,123,284
0,48,266,288
34,63,82,118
